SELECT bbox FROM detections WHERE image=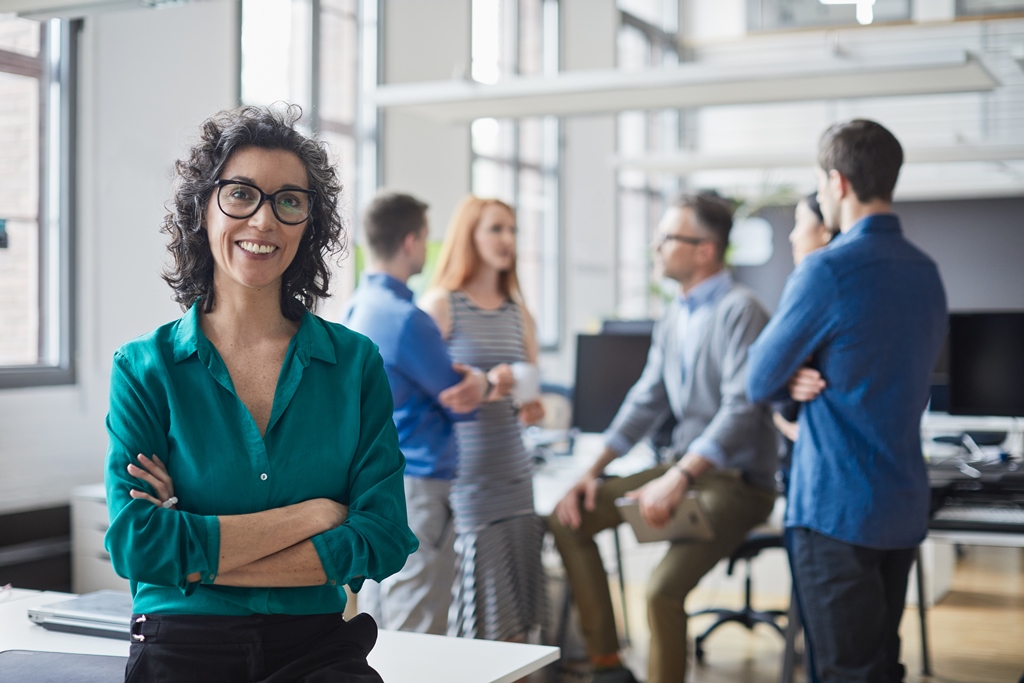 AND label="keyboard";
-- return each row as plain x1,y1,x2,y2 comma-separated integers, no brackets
930,504,1024,534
